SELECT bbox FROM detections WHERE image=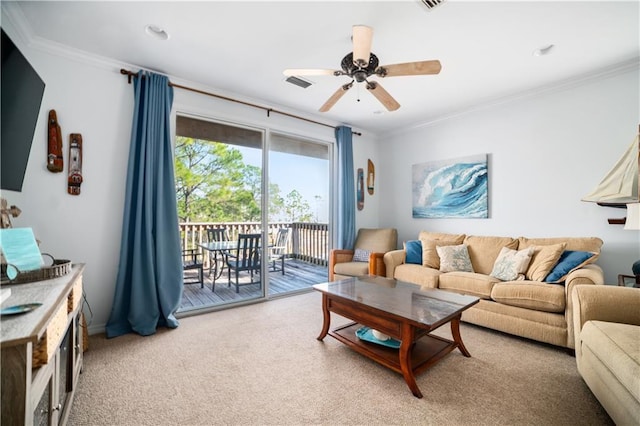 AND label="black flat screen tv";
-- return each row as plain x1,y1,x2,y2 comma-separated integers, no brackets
1,28,46,192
